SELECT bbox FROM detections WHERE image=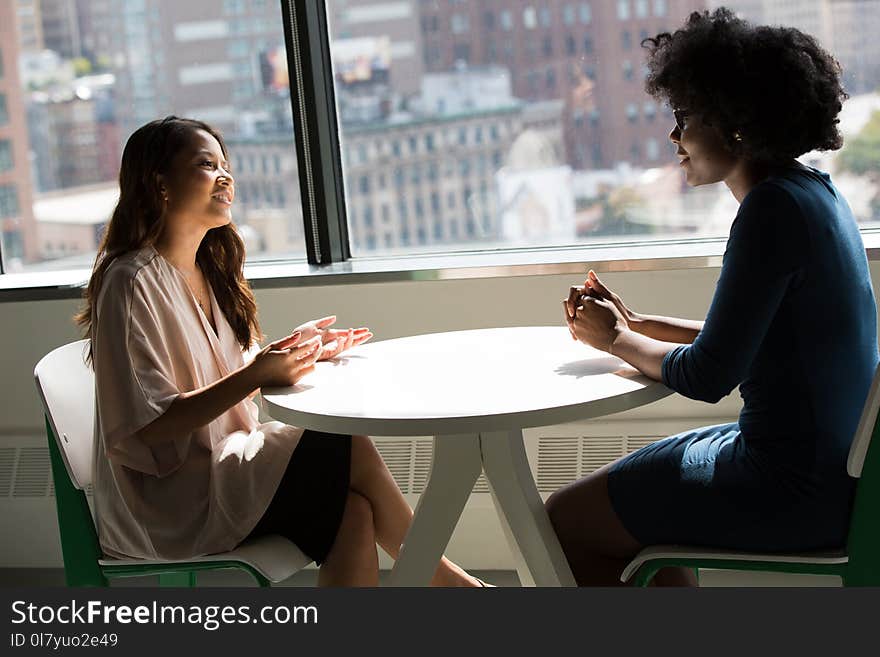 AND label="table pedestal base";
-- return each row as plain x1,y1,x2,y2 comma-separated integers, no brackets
388,430,576,587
